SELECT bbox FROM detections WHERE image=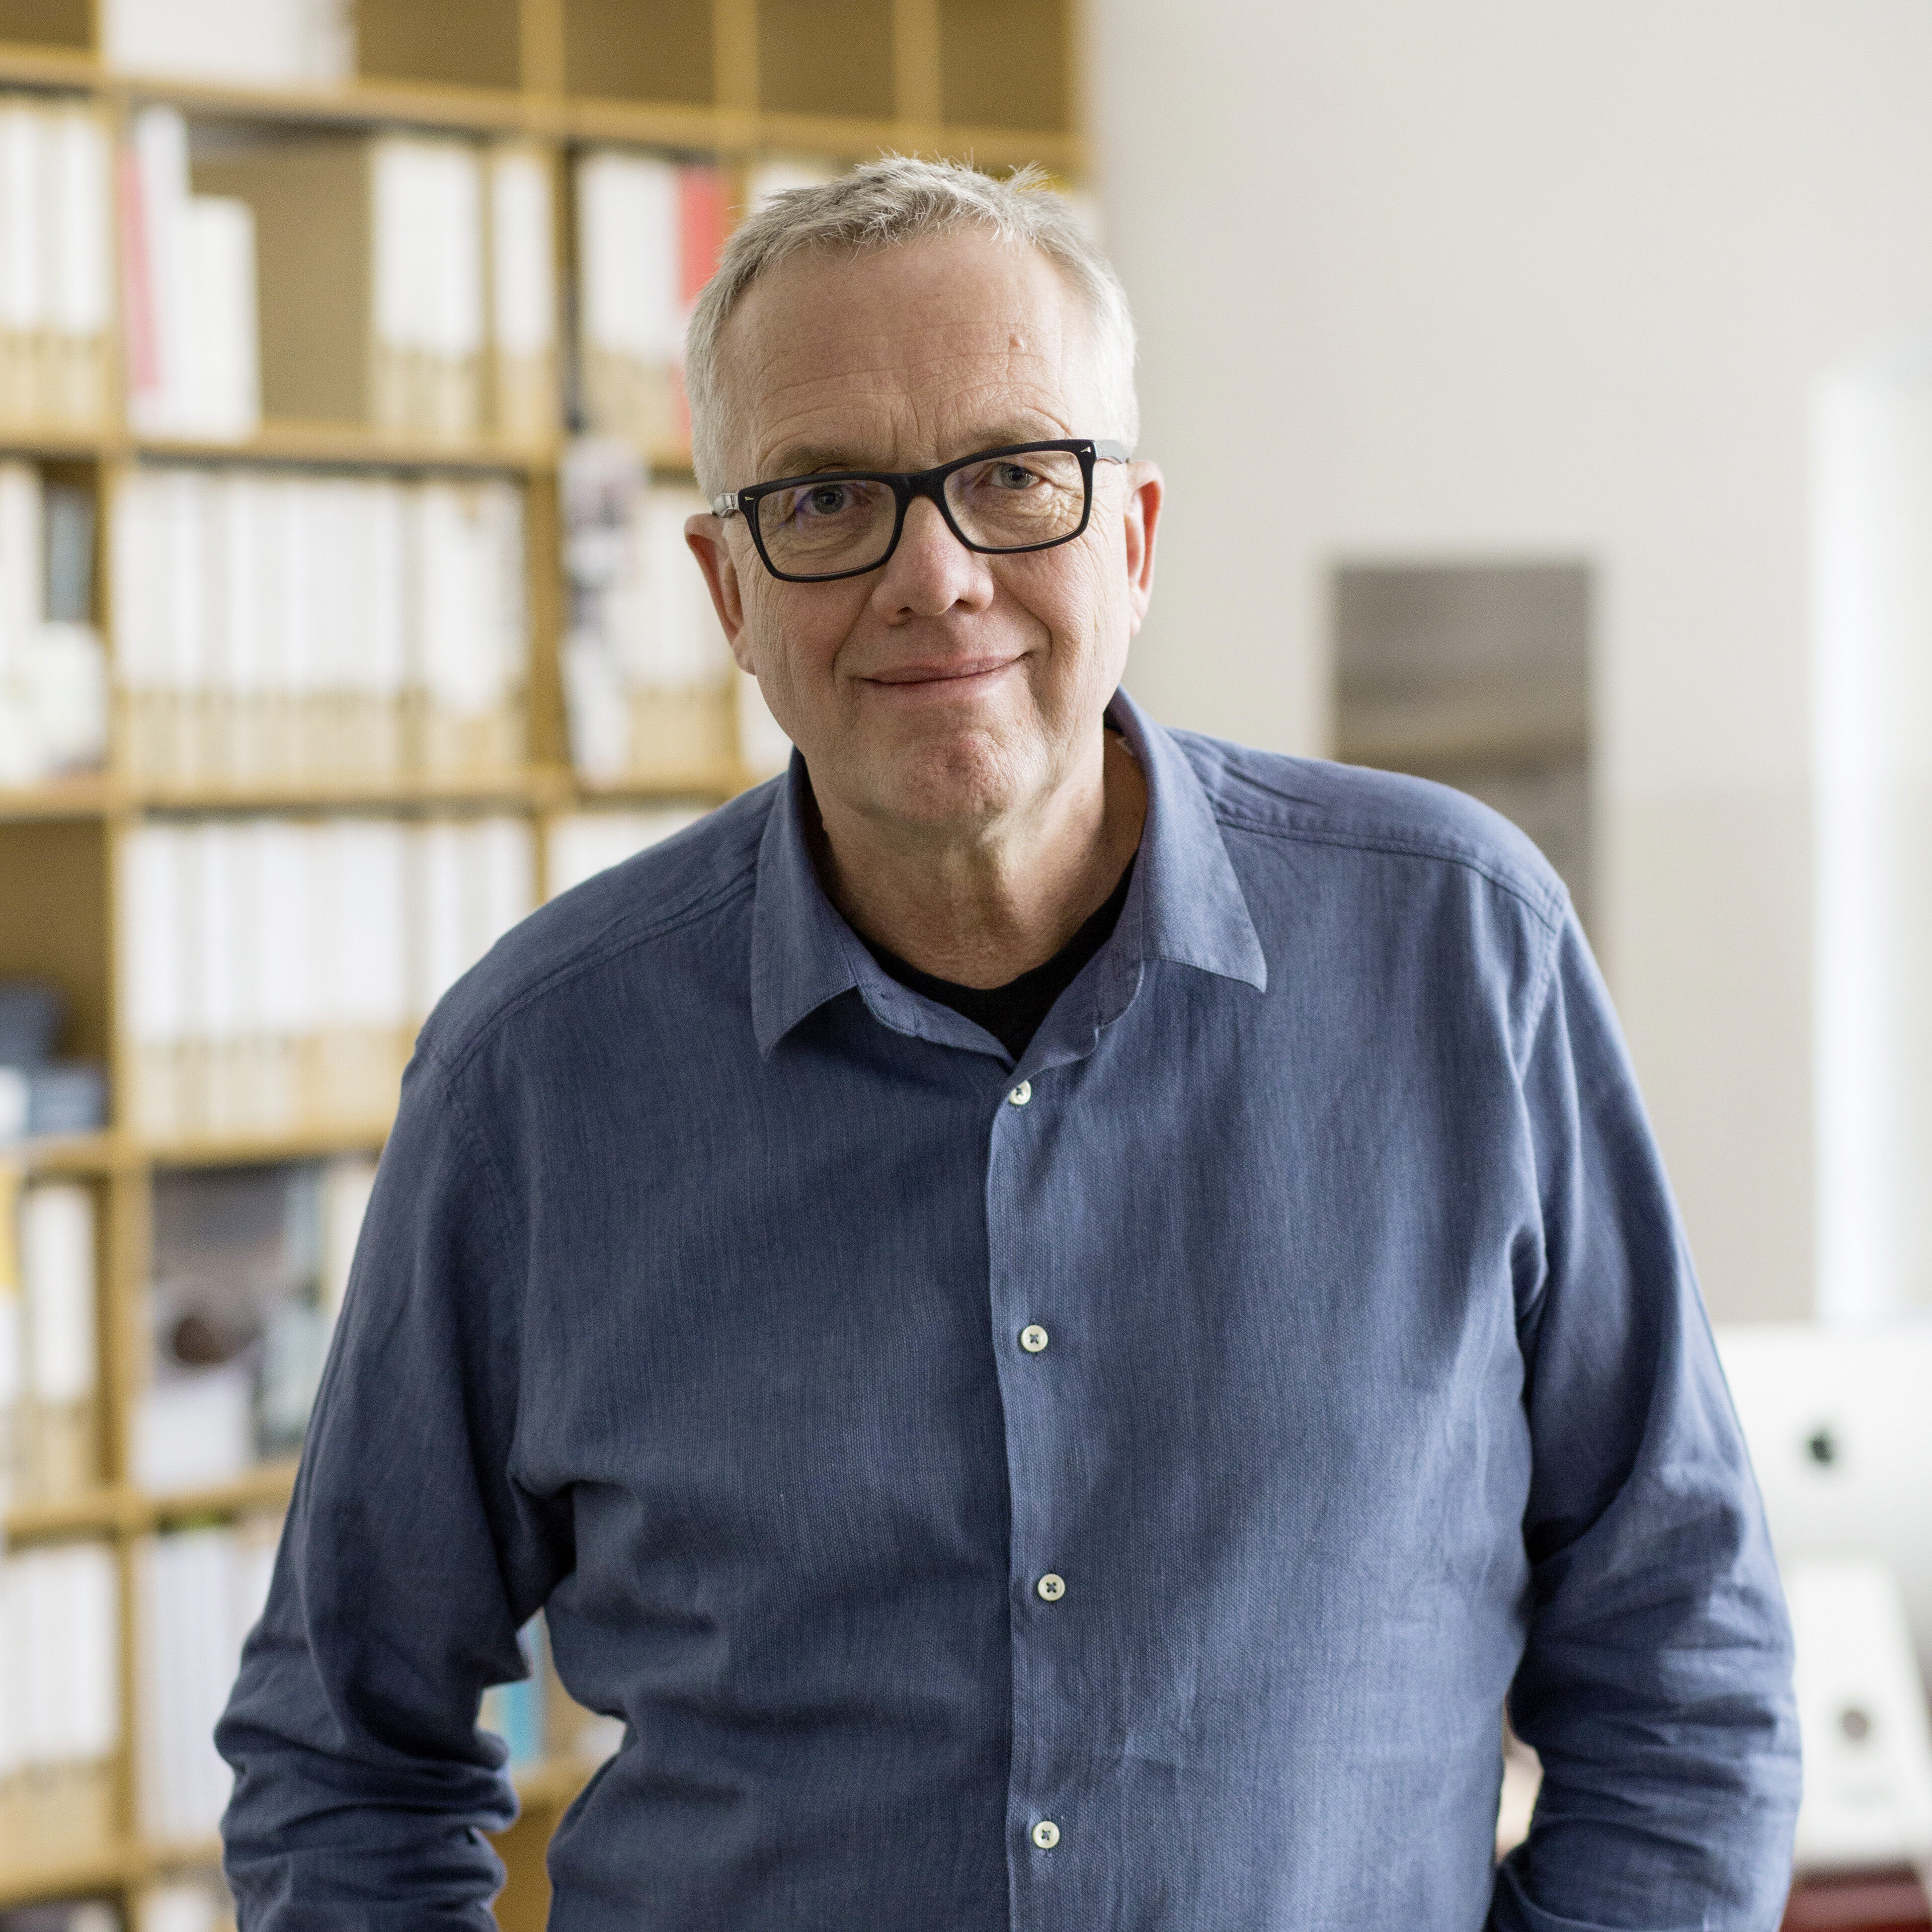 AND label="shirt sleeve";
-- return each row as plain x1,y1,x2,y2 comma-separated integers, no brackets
217,1043,569,1929
1490,913,1802,1932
